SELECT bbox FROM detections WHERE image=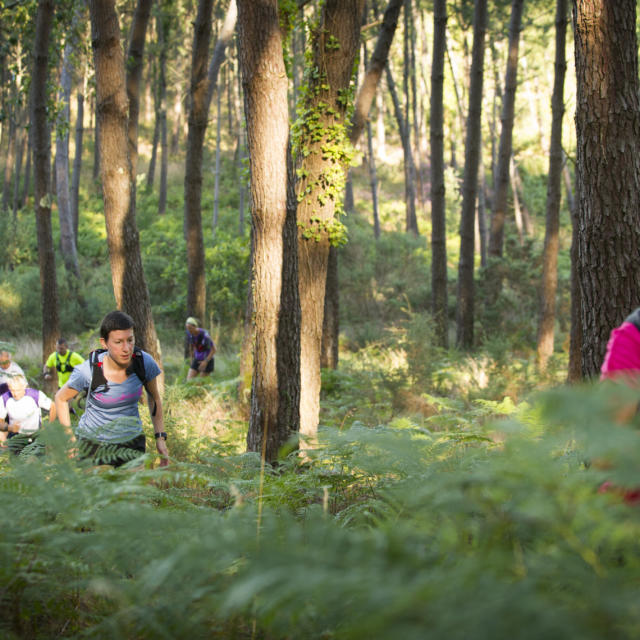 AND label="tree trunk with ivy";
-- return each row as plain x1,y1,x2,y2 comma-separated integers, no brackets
296,0,365,447
89,0,161,368
574,0,640,376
